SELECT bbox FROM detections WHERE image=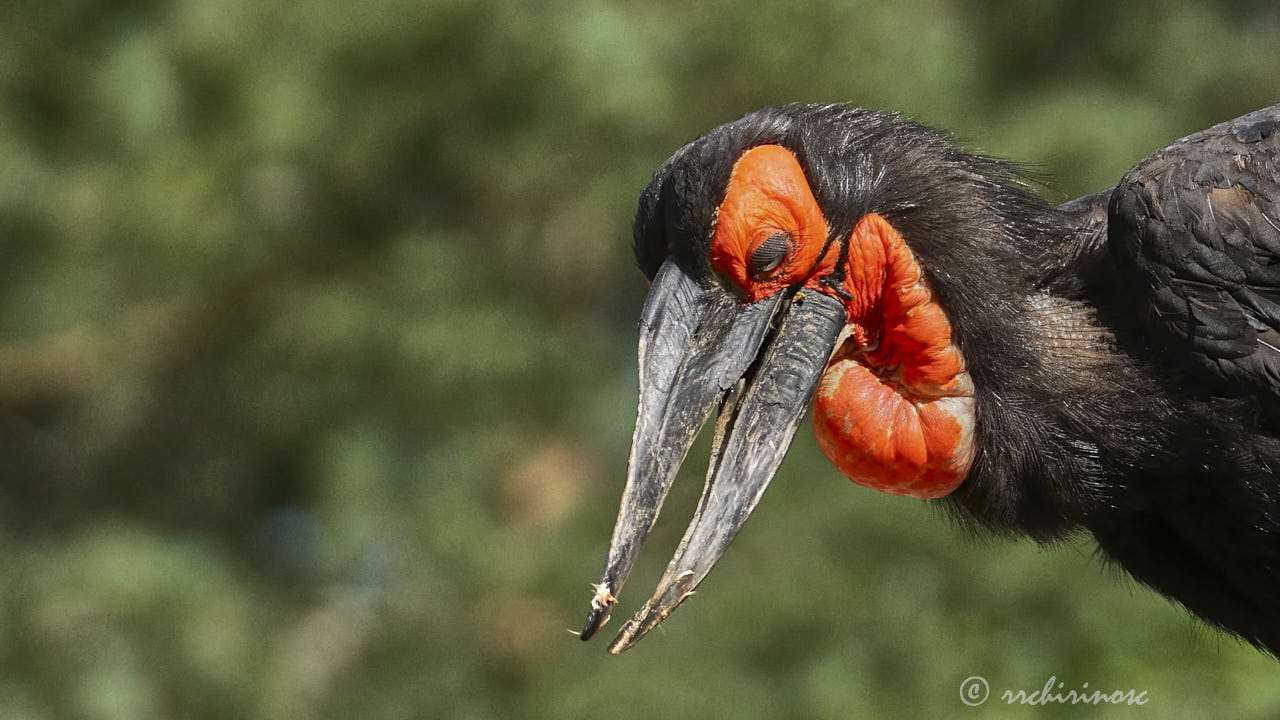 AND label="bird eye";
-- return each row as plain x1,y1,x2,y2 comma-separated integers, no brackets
748,232,791,279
